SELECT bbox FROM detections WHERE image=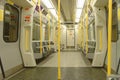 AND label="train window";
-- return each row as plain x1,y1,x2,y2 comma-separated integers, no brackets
45,26,49,40
88,22,95,41
3,4,19,42
93,22,95,40
112,2,118,42
88,24,92,40
32,22,40,40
